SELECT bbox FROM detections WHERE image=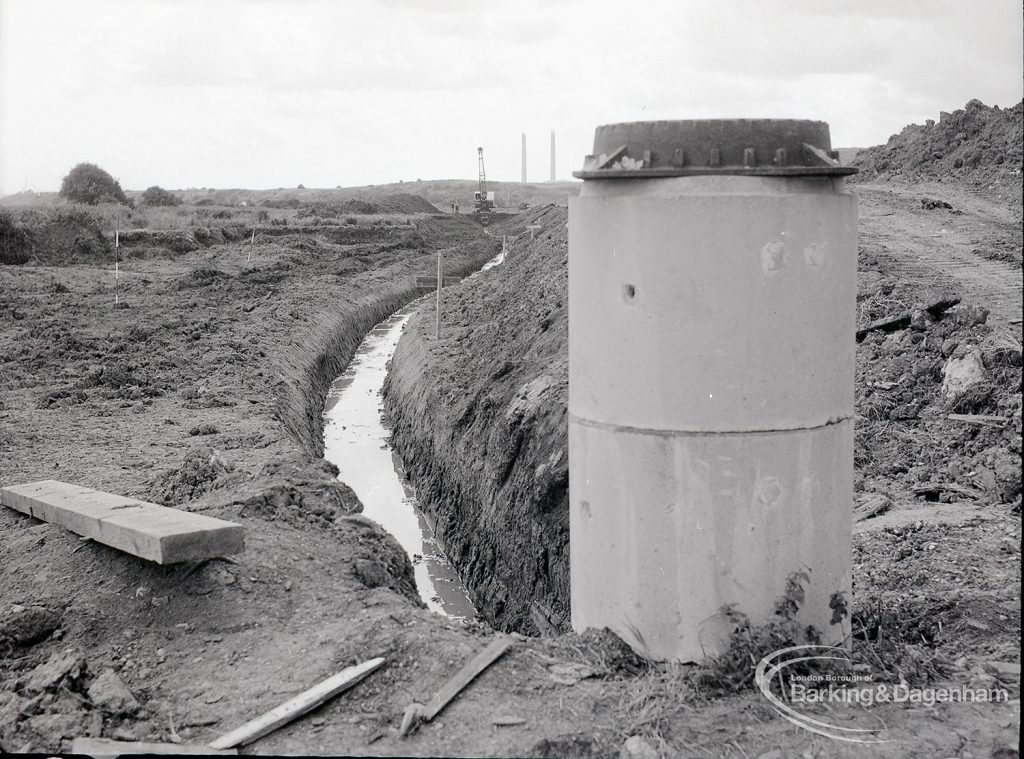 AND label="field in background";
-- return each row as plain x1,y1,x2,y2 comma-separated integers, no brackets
0,178,582,213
